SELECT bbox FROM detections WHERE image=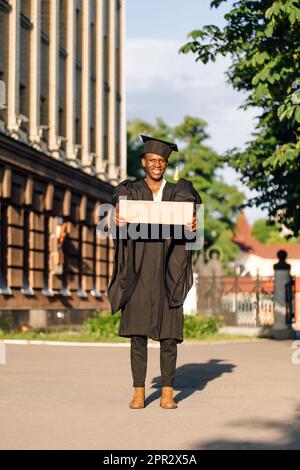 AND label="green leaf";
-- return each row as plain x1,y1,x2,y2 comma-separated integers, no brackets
289,11,296,24
252,74,260,86
277,104,287,121
179,43,195,54
254,83,270,100
188,29,204,40
265,20,275,37
265,4,276,19
292,92,300,105
278,110,287,122
294,106,300,124
256,51,270,65
286,105,295,119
